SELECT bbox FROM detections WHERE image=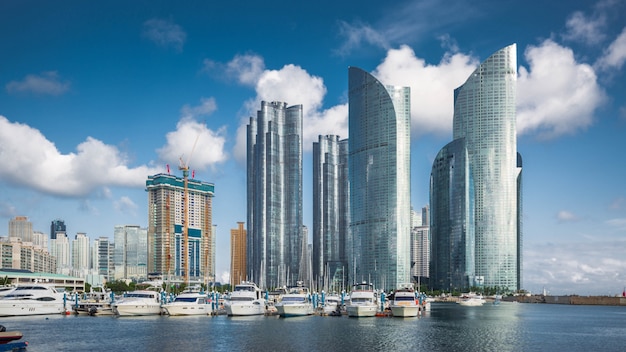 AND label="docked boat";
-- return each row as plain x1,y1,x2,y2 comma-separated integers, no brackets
275,283,314,317
112,290,162,316
390,283,419,317
73,288,114,316
320,293,342,315
0,284,67,317
224,281,265,316
457,293,486,306
346,282,377,317
0,325,28,351
162,288,210,316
